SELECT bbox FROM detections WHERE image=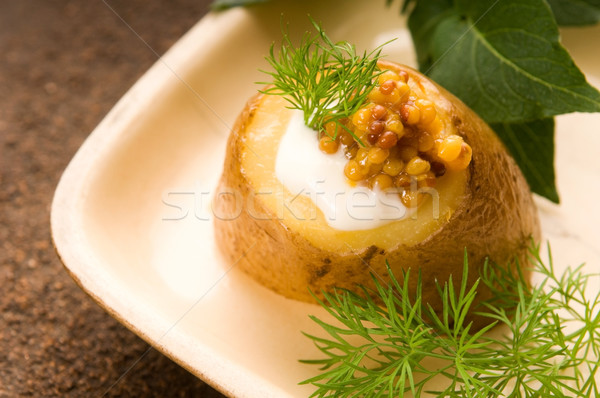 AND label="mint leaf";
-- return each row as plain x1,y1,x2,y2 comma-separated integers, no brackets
409,0,600,123
547,0,600,26
491,118,559,203
210,0,267,10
